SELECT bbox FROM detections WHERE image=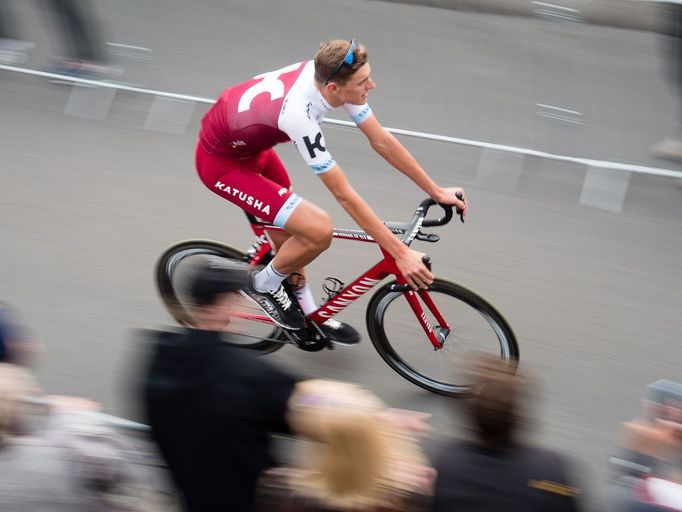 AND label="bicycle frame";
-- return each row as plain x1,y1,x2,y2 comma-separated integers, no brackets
241,213,450,350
